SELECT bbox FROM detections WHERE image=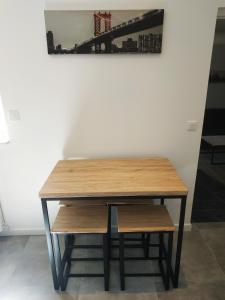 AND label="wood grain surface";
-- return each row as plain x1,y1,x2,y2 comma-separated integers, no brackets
40,157,188,198
51,206,108,234
117,205,175,233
